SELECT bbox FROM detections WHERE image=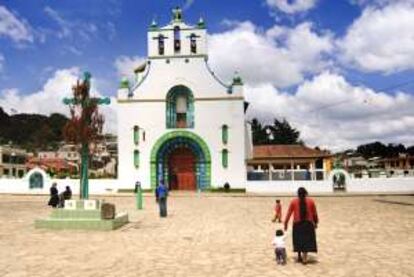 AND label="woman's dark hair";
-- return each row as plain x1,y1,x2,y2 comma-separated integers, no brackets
276,229,284,236
297,187,308,221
